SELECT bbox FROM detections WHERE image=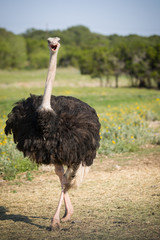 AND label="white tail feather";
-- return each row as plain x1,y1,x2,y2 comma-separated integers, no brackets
72,163,90,188
65,163,90,189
